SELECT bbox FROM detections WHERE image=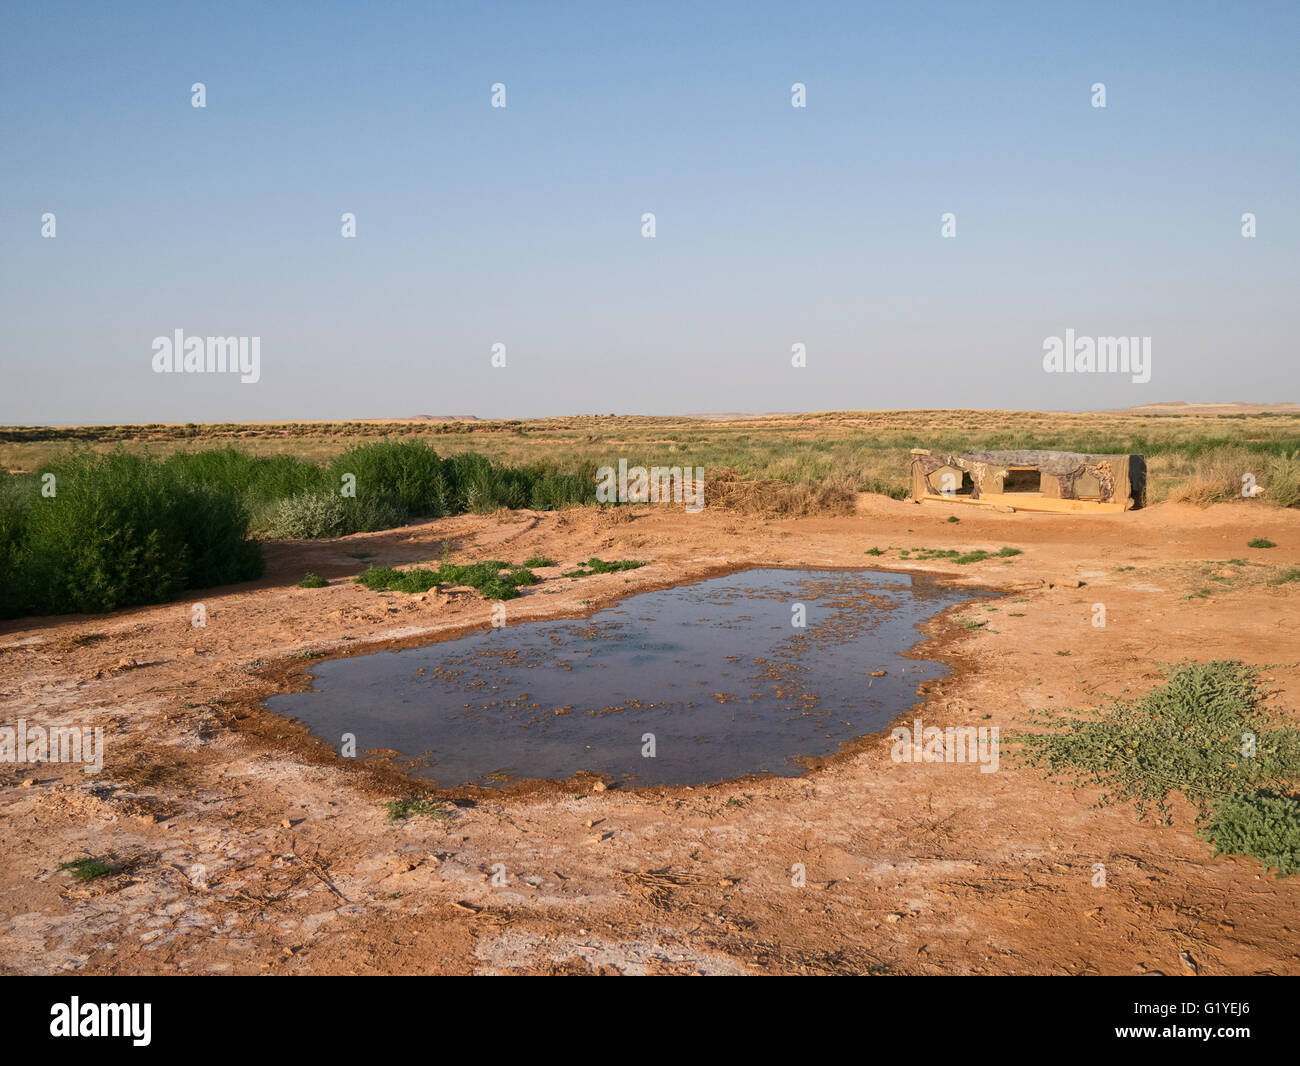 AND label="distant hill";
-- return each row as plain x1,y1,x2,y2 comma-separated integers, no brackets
1111,401,1300,416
